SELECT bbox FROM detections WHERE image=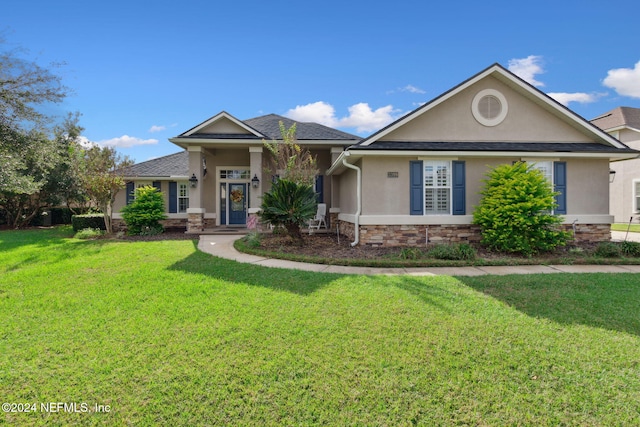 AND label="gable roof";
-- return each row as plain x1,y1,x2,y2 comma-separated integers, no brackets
178,111,265,139
591,106,640,133
124,151,189,178
245,114,360,141
170,112,360,148
354,63,628,150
